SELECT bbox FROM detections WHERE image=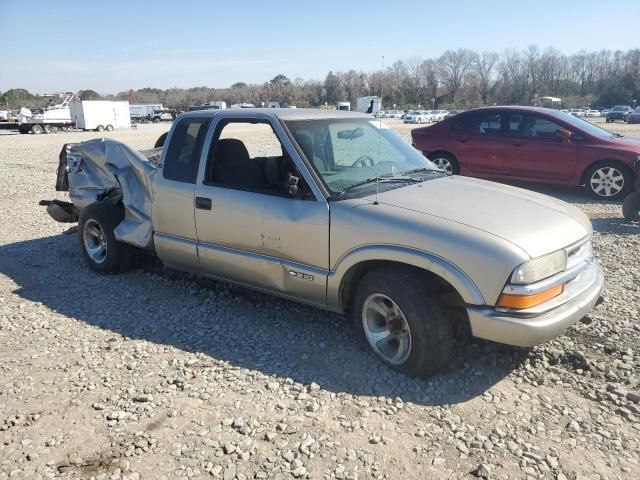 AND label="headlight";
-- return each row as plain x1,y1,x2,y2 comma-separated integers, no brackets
510,250,566,285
